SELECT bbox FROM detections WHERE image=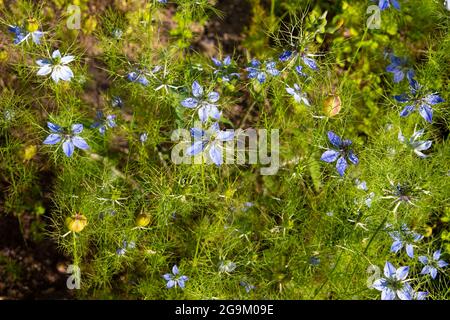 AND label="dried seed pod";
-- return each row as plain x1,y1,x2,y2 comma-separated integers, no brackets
66,213,88,233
